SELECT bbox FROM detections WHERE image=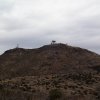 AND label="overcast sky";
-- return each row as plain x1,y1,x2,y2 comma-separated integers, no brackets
0,0,100,54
